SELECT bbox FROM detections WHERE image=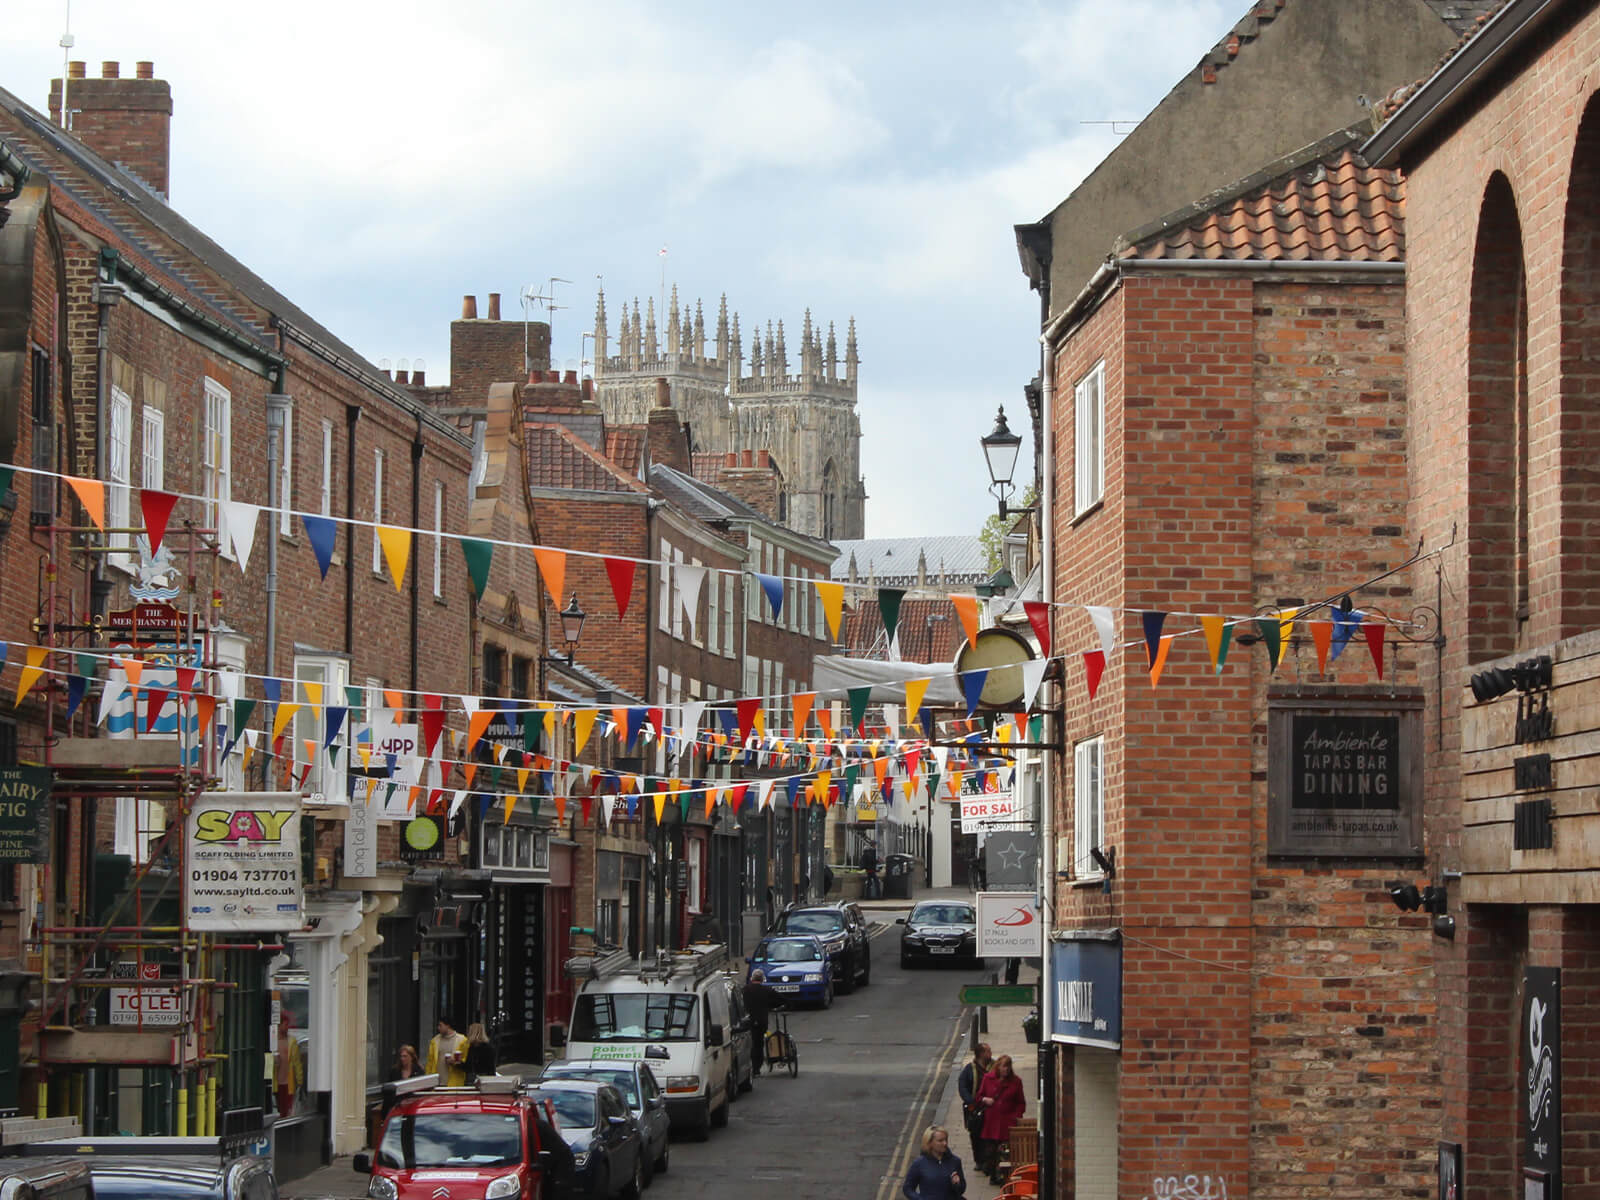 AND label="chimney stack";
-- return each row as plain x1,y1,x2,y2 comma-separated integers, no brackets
487,293,501,320
654,378,671,409
49,62,174,198
462,295,478,319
